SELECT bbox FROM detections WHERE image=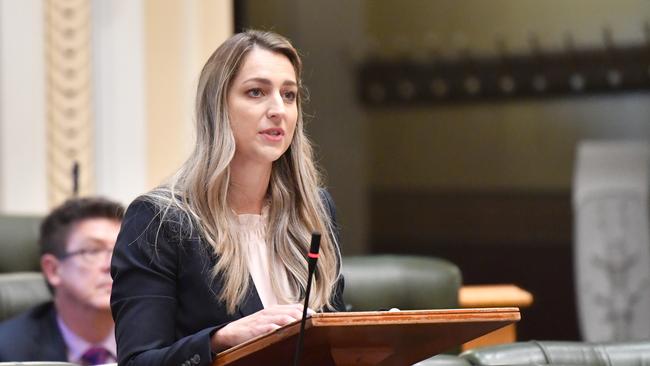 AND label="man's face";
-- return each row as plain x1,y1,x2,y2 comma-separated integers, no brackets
43,218,121,311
